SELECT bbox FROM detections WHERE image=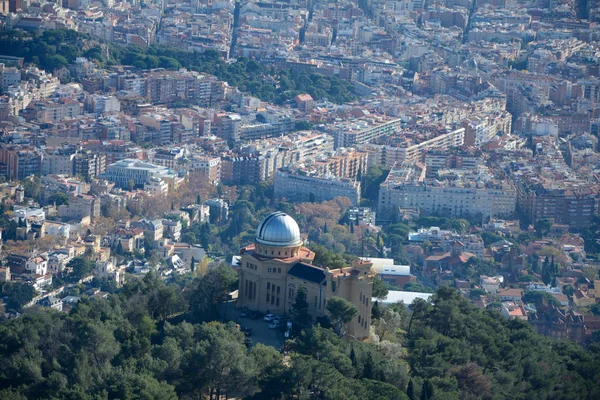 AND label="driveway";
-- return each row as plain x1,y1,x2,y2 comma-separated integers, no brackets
221,301,285,349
